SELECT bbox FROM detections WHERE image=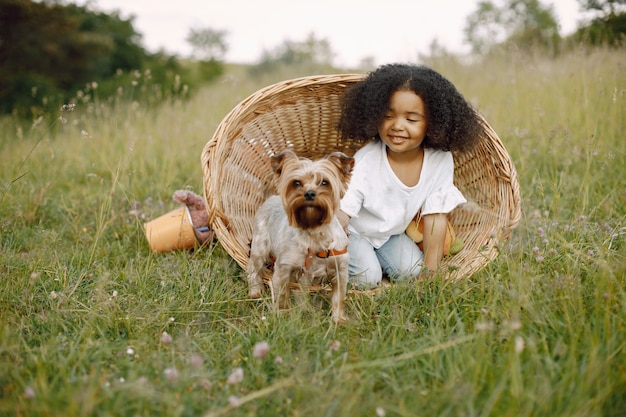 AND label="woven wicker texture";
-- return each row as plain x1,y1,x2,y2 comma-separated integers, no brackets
201,74,521,281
